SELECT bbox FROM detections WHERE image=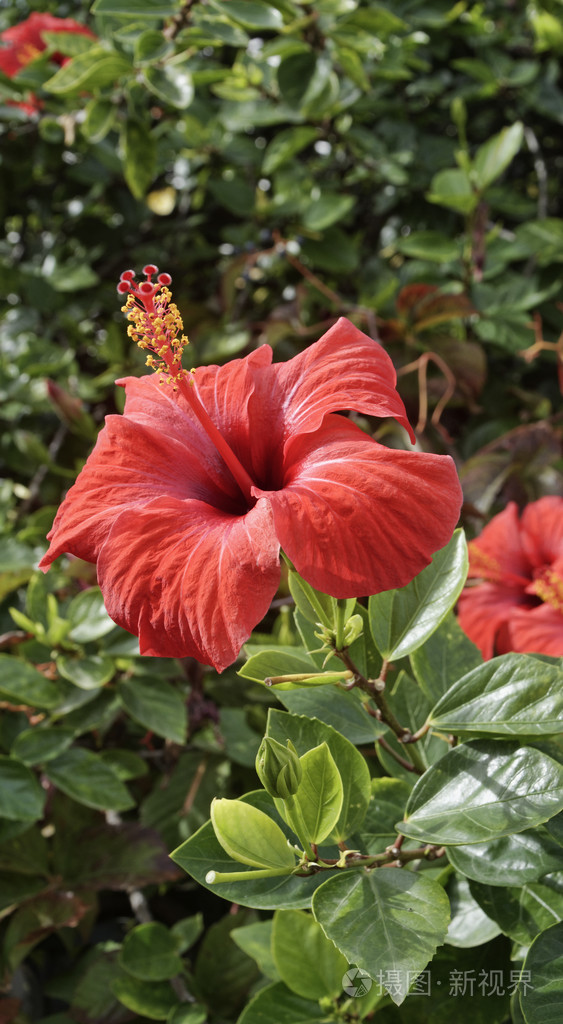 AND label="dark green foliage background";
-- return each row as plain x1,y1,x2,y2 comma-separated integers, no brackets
1,1,562,1021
